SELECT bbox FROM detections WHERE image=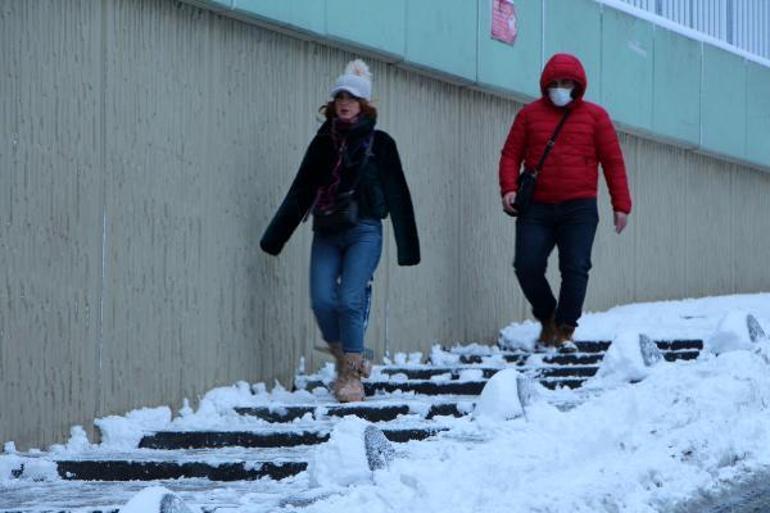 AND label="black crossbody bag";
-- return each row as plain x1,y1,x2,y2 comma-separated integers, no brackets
312,135,375,232
510,109,571,217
